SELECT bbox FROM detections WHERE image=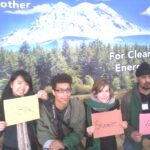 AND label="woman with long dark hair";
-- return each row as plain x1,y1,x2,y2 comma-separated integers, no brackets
0,69,47,150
